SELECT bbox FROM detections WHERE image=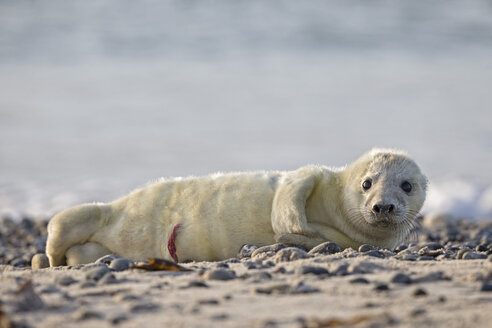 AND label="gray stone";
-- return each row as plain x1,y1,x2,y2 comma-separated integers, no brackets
237,244,258,259
129,302,160,313
296,265,329,276
98,273,118,284
185,280,209,288
95,254,120,265
31,254,50,269
349,277,370,284
397,254,419,261
243,261,257,270
73,309,103,321
391,272,412,284
457,248,472,259
271,247,310,263
56,275,78,286
308,242,341,255
480,282,492,292
253,283,291,295
108,314,127,325
291,283,320,294
85,266,111,281
203,269,236,281
109,258,132,271
348,261,383,274
358,244,375,252
251,243,288,258
413,271,449,283
417,256,436,261
462,251,487,260
374,283,389,291
197,298,219,305
364,250,385,259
